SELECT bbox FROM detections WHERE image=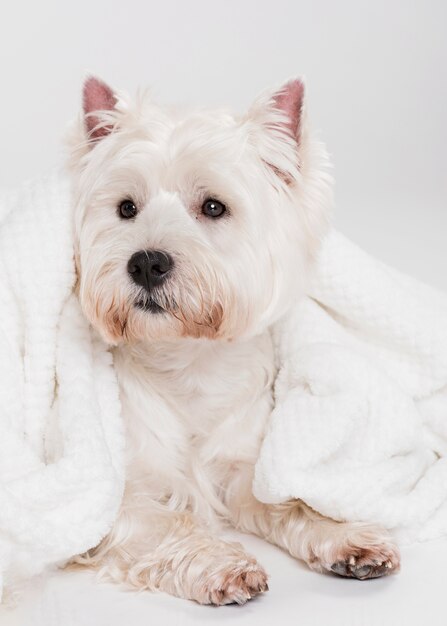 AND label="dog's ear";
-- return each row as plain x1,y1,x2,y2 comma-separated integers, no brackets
246,78,307,184
82,76,118,142
271,78,306,145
